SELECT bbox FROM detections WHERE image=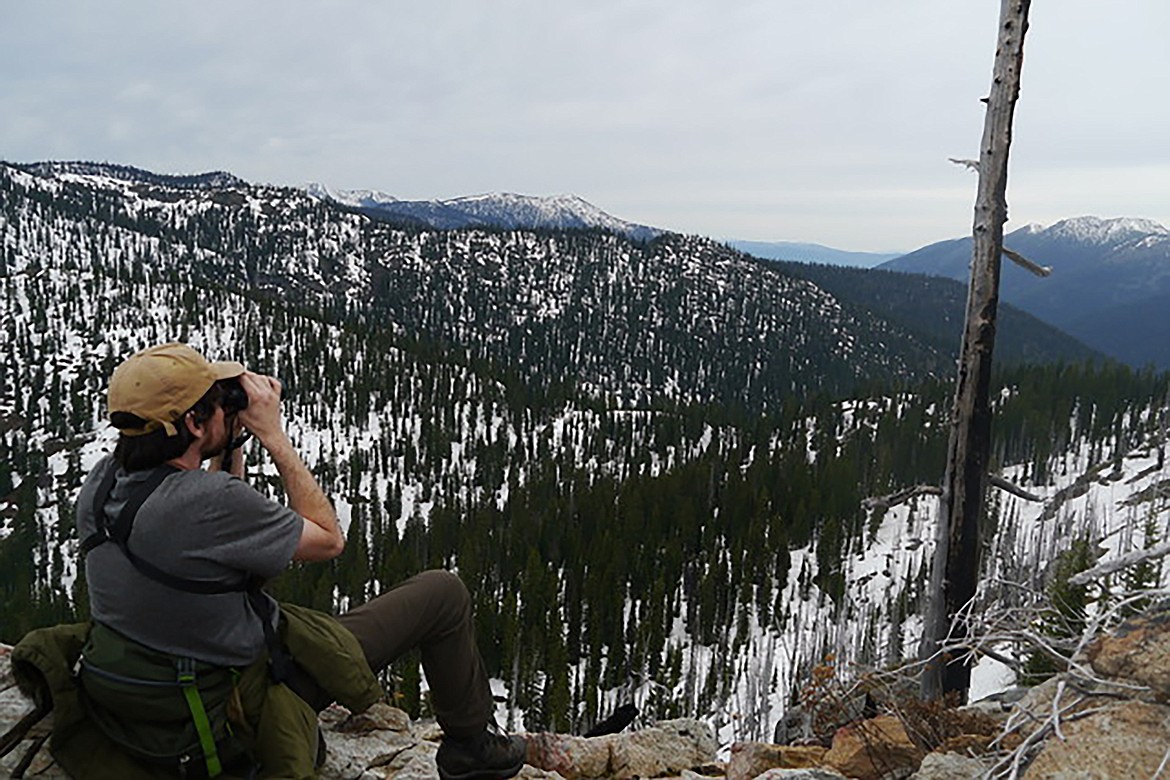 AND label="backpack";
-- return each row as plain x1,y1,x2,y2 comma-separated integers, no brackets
78,622,254,778
78,463,292,778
